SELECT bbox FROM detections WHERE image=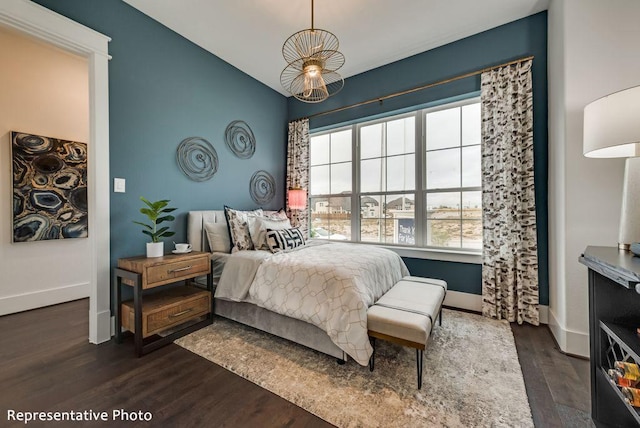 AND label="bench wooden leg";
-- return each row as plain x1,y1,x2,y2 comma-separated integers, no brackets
416,349,423,389
369,337,375,372
439,309,442,326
